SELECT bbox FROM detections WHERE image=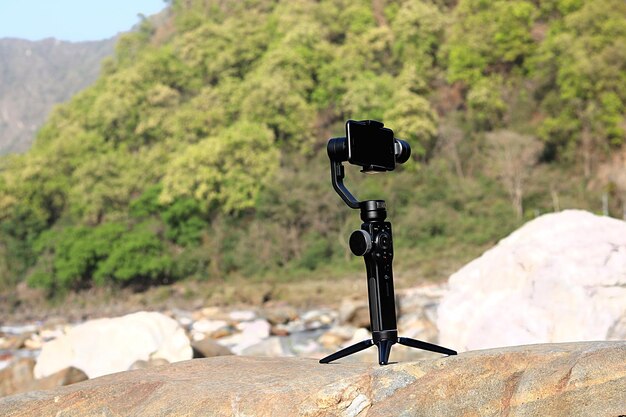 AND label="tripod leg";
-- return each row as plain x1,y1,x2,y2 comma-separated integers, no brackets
397,337,457,356
319,339,375,364
376,339,394,365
